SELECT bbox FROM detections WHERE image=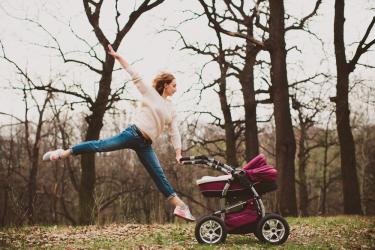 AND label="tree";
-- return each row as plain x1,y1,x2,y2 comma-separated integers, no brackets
0,42,55,223
195,0,322,215
15,0,166,224
362,126,375,215
292,85,332,216
73,0,165,225
318,113,340,215
333,0,375,214
197,0,264,162
265,0,297,216
173,26,239,166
